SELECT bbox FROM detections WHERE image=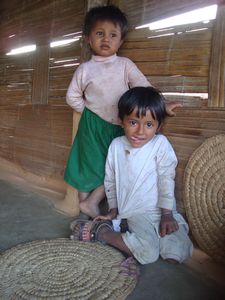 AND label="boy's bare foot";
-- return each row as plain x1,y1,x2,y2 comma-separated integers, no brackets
80,200,100,219
119,257,140,280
